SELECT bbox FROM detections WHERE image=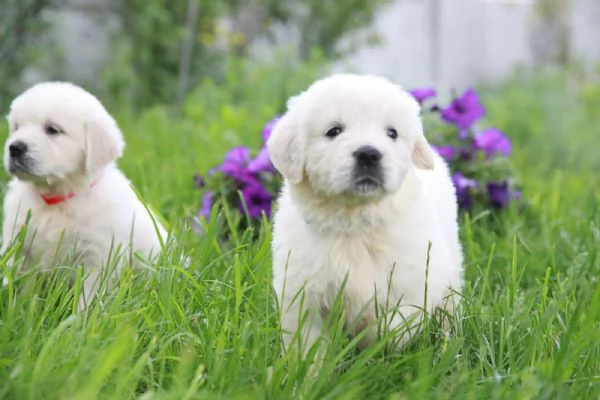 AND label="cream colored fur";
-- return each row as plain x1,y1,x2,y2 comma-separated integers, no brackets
1,82,167,309
267,74,463,356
